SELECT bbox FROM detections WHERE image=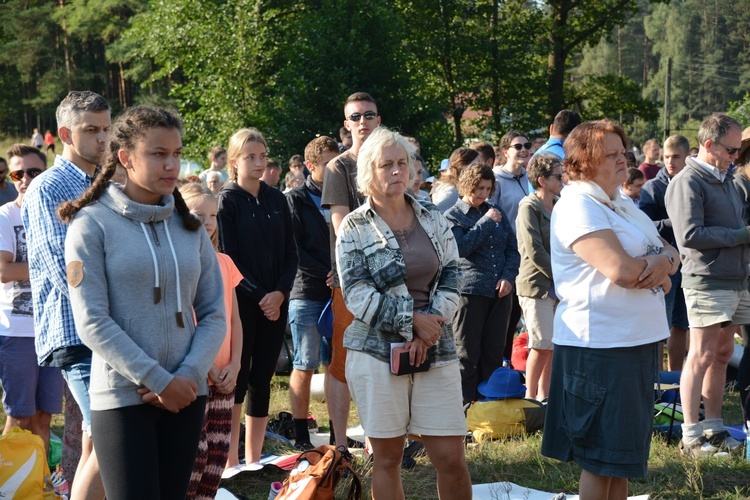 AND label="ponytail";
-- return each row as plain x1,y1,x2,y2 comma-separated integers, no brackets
58,154,116,223
173,187,202,231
